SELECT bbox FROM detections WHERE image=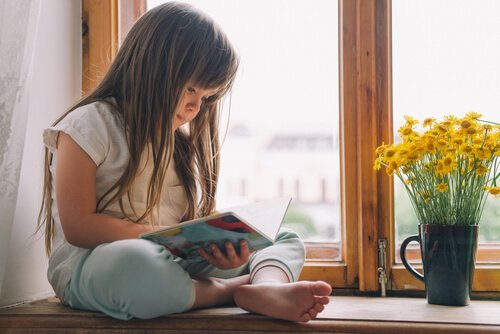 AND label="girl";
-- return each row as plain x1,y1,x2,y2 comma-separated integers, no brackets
37,1,331,322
